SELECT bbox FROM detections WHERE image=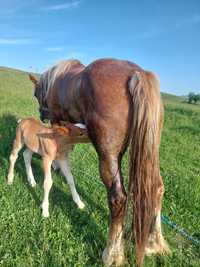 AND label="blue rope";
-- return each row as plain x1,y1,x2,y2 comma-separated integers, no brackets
161,215,200,247
86,175,200,247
